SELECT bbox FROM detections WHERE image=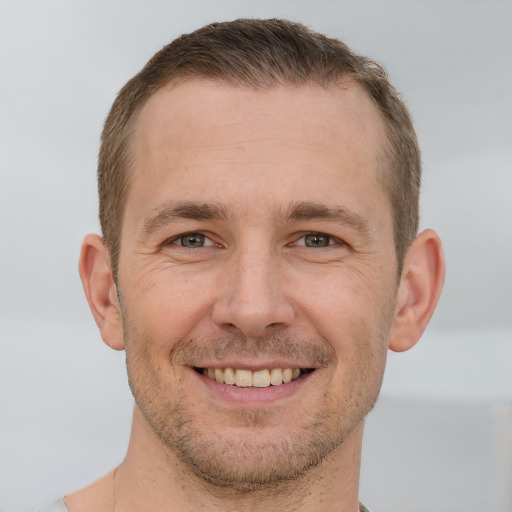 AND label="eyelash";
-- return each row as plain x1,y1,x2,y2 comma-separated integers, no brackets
292,232,340,248
167,232,217,248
